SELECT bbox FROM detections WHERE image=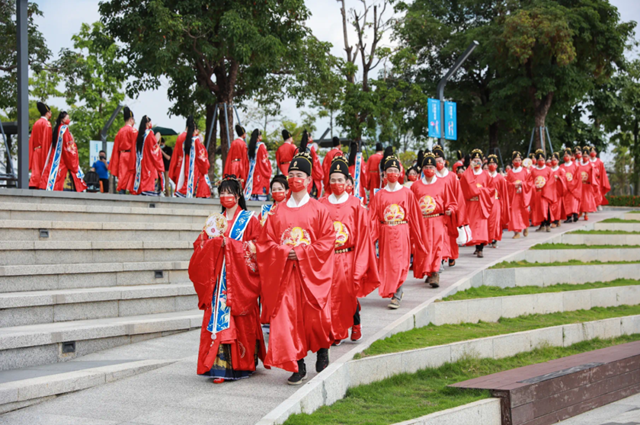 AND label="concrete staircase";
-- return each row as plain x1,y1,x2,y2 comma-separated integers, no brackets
0,189,262,374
